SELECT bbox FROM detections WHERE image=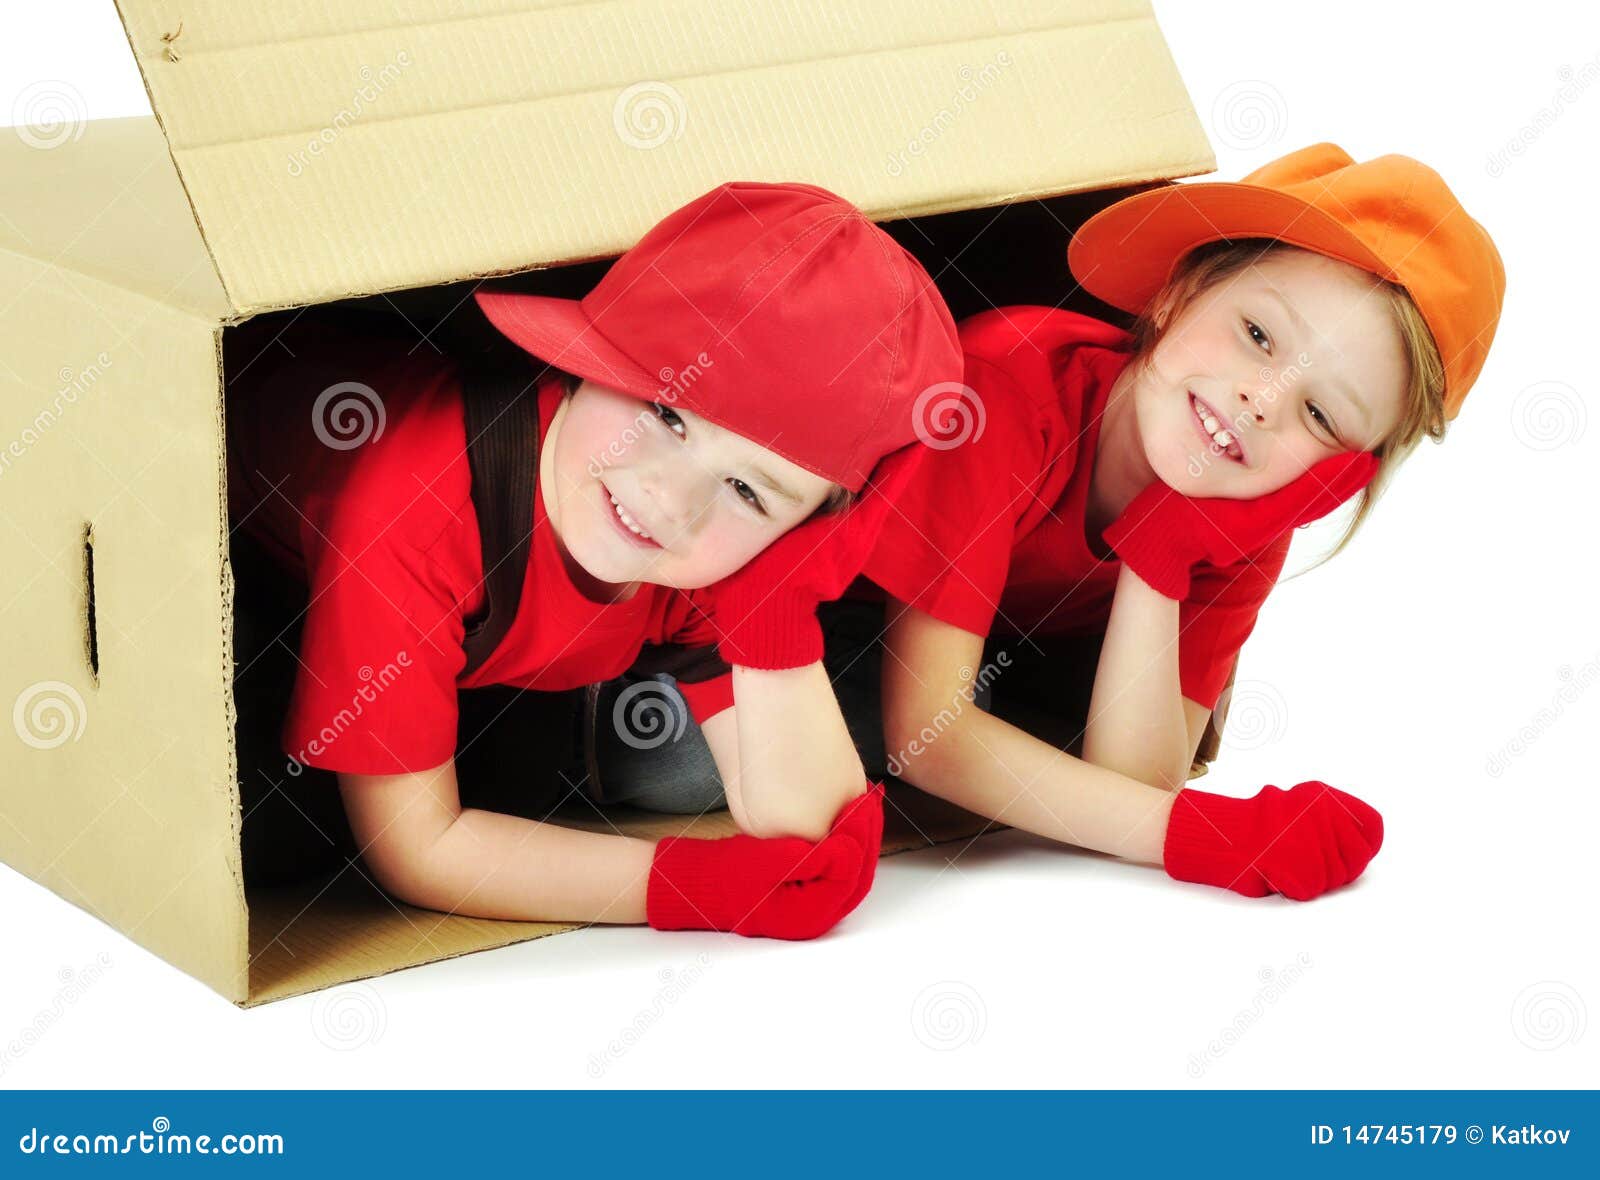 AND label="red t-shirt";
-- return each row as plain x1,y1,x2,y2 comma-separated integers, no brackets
226,325,730,776
855,306,1290,711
